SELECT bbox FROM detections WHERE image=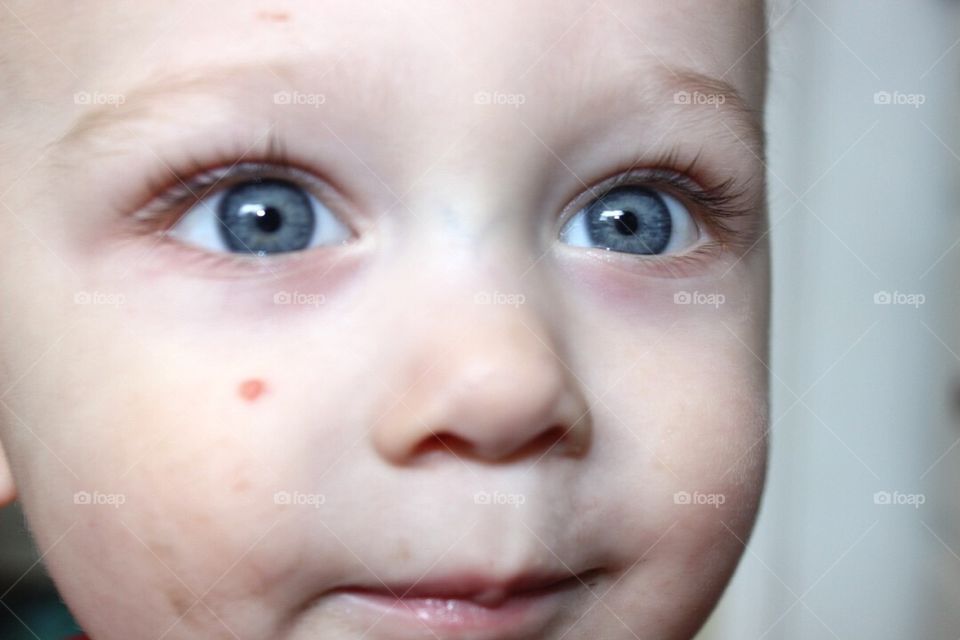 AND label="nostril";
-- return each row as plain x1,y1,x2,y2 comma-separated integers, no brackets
511,424,581,459
530,425,569,450
410,432,473,459
409,424,584,463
